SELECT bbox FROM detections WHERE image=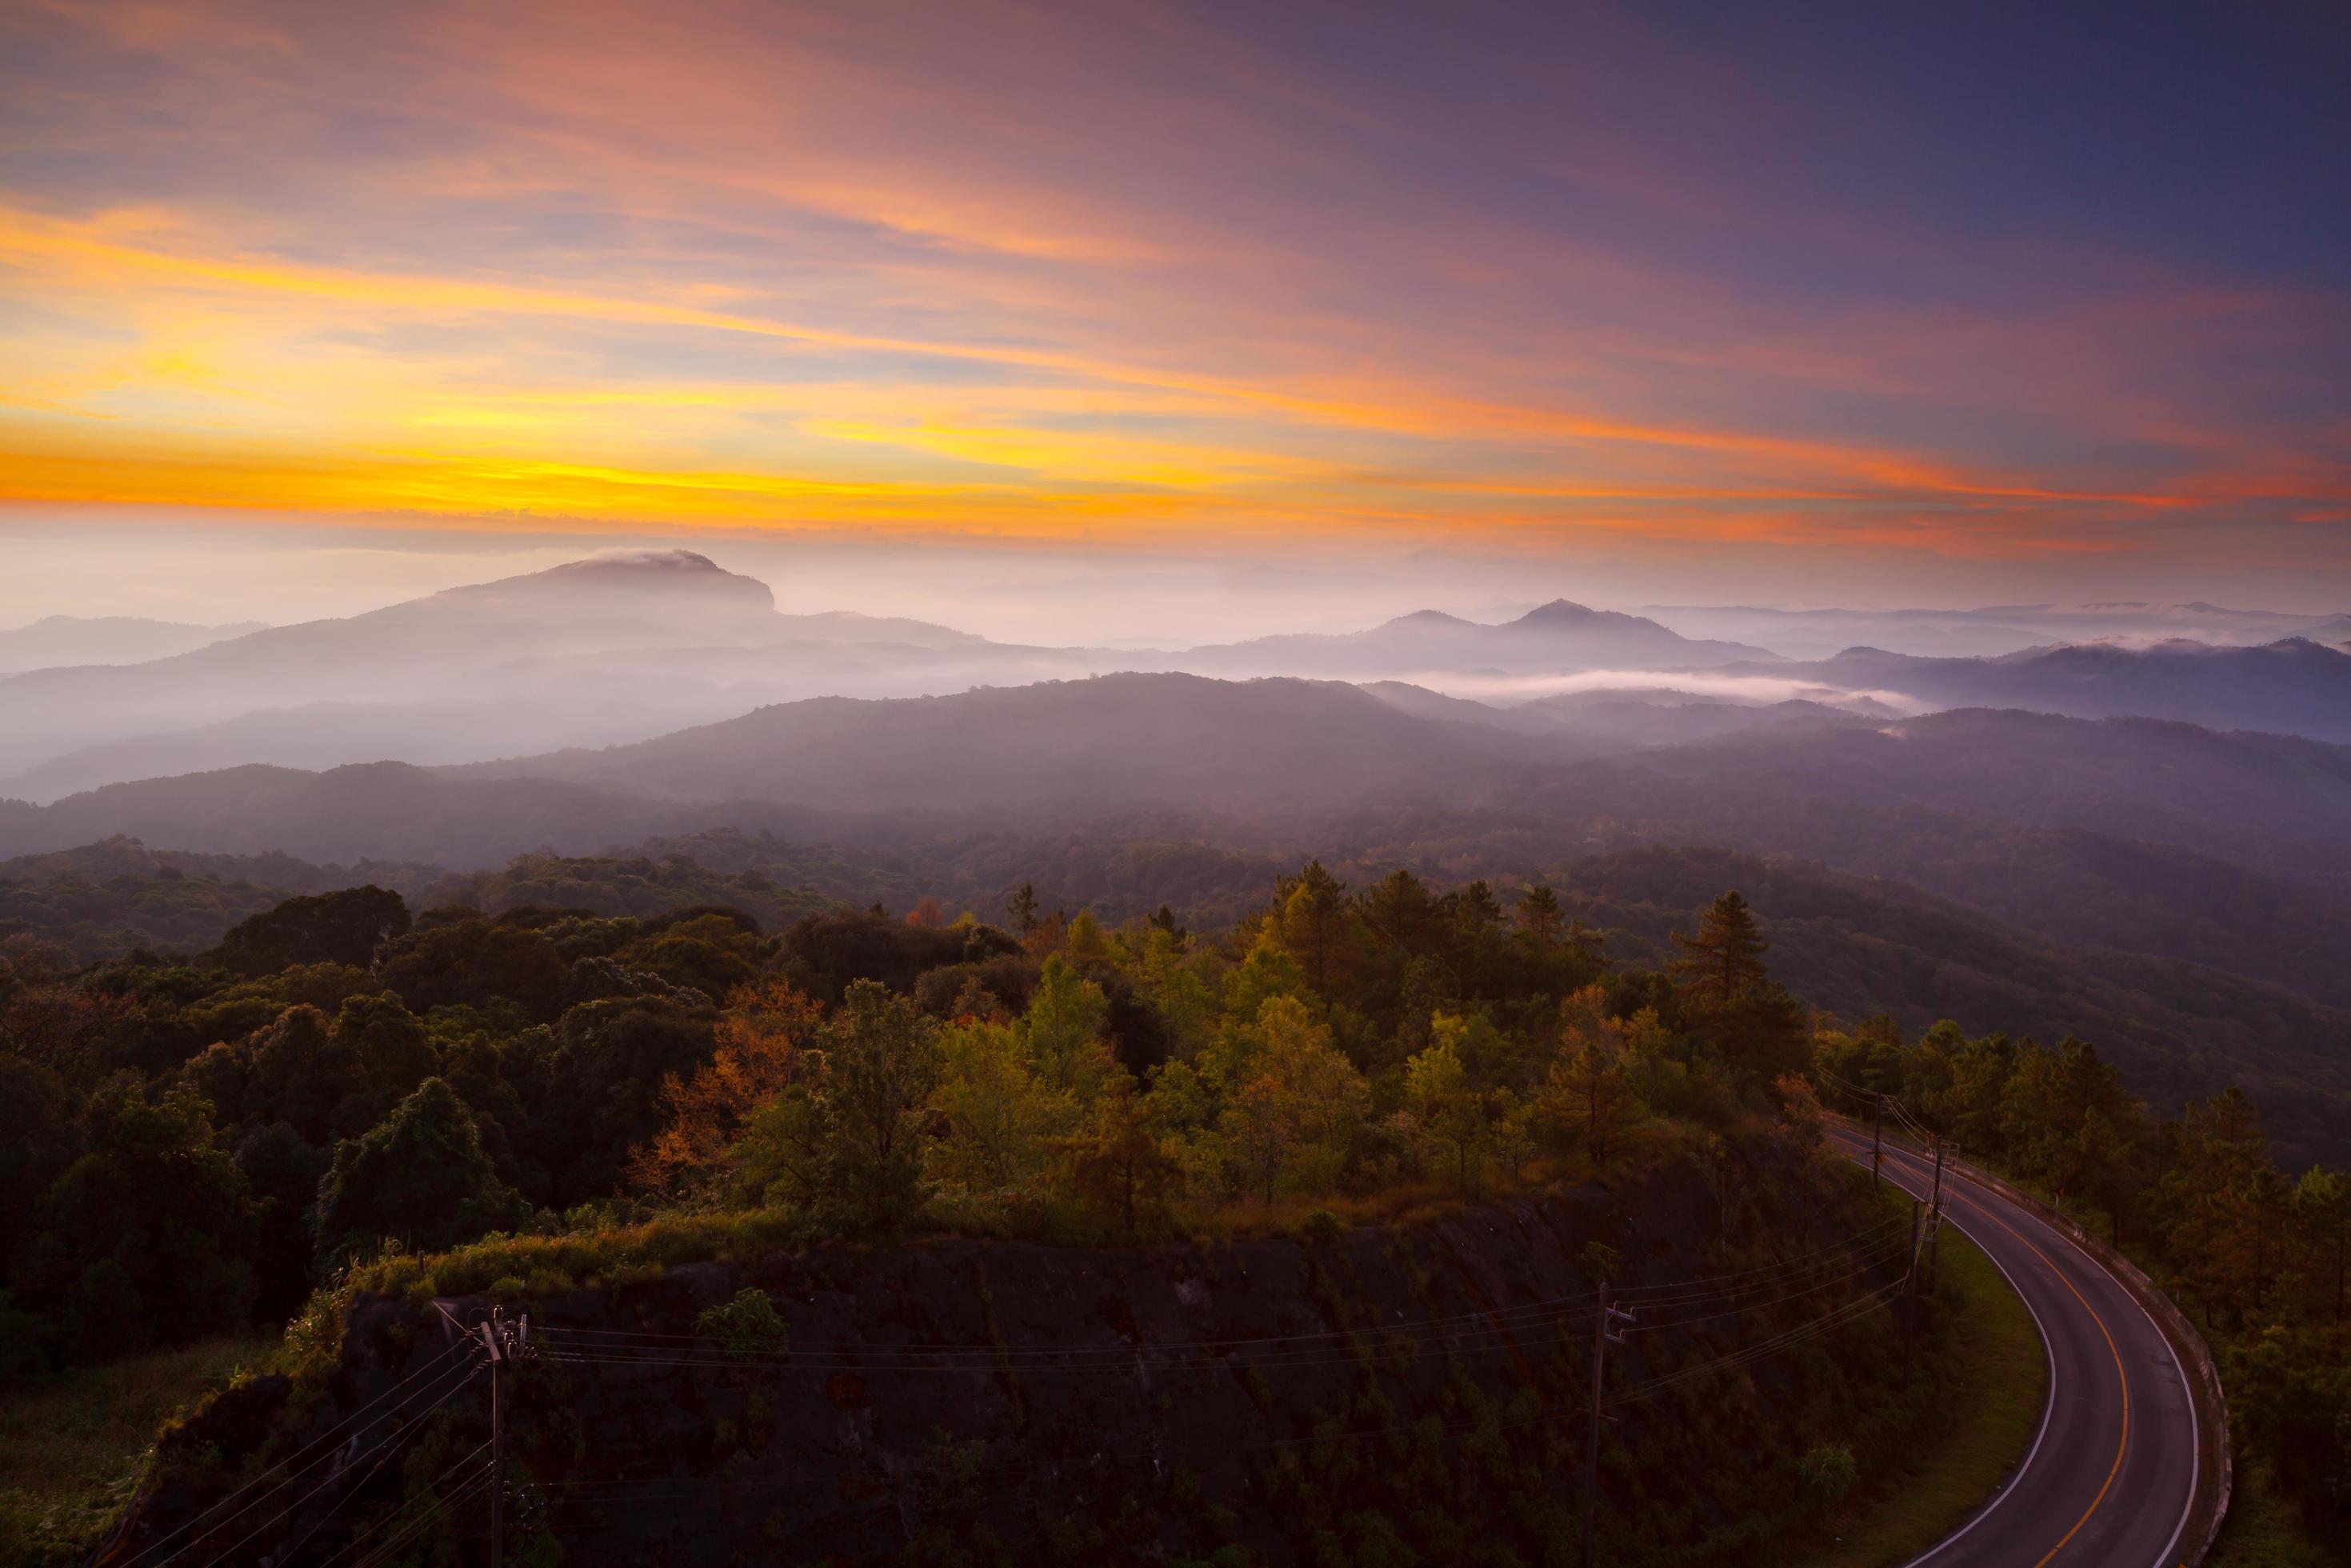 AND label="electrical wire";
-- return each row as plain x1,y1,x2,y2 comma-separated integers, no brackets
119,1339,476,1568
528,1231,1917,1380
308,1442,492,1568
522,1209,1917,1376
525,1278,1903,1524
169,1357,482,1568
